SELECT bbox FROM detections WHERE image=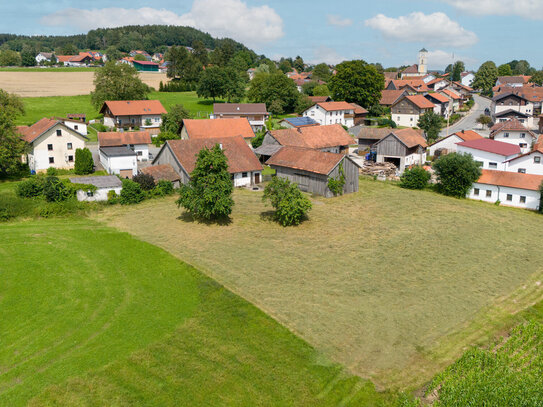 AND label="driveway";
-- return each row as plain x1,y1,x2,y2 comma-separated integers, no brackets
439,94,492,138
